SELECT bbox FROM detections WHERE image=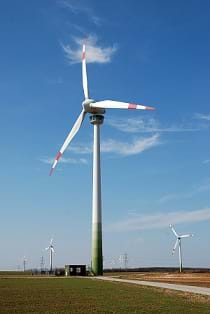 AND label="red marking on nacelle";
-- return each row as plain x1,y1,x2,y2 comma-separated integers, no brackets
128,104,137,109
